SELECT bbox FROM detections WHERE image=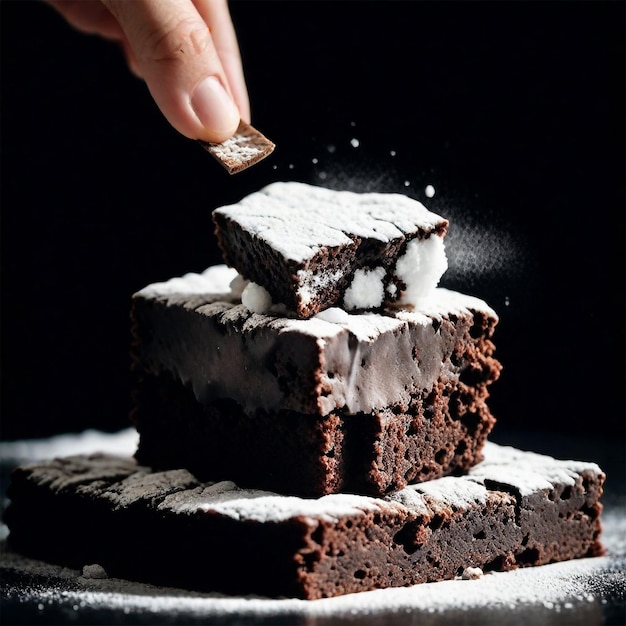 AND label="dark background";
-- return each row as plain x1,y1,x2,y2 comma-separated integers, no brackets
1,1,624,469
